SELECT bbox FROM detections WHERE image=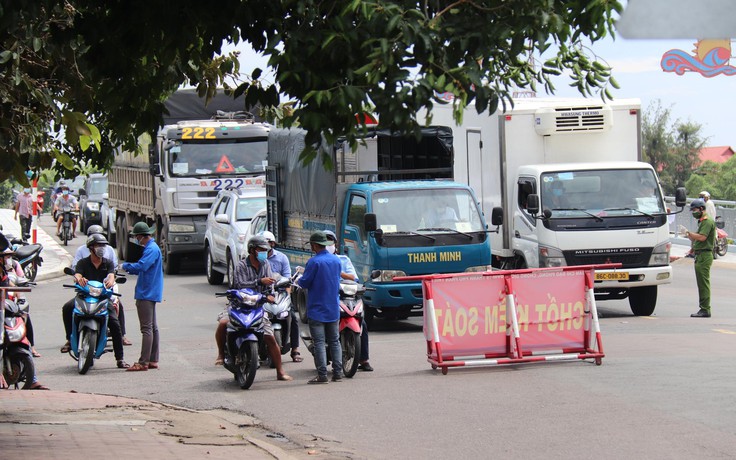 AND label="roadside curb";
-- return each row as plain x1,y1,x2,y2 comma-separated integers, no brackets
34,225,75,282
